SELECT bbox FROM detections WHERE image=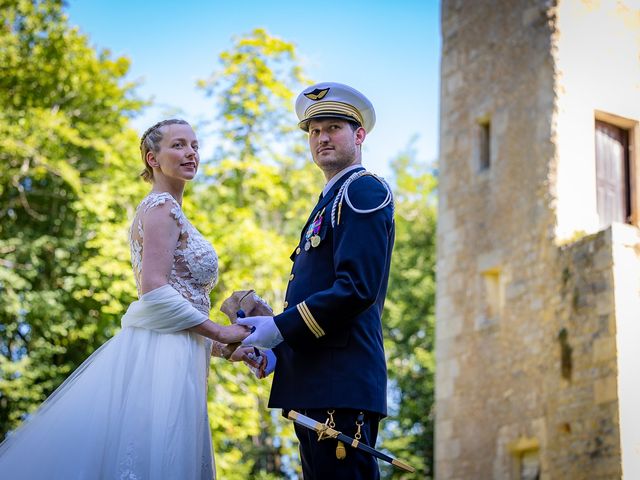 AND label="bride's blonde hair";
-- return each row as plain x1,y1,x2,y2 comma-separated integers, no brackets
139,119,189,182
